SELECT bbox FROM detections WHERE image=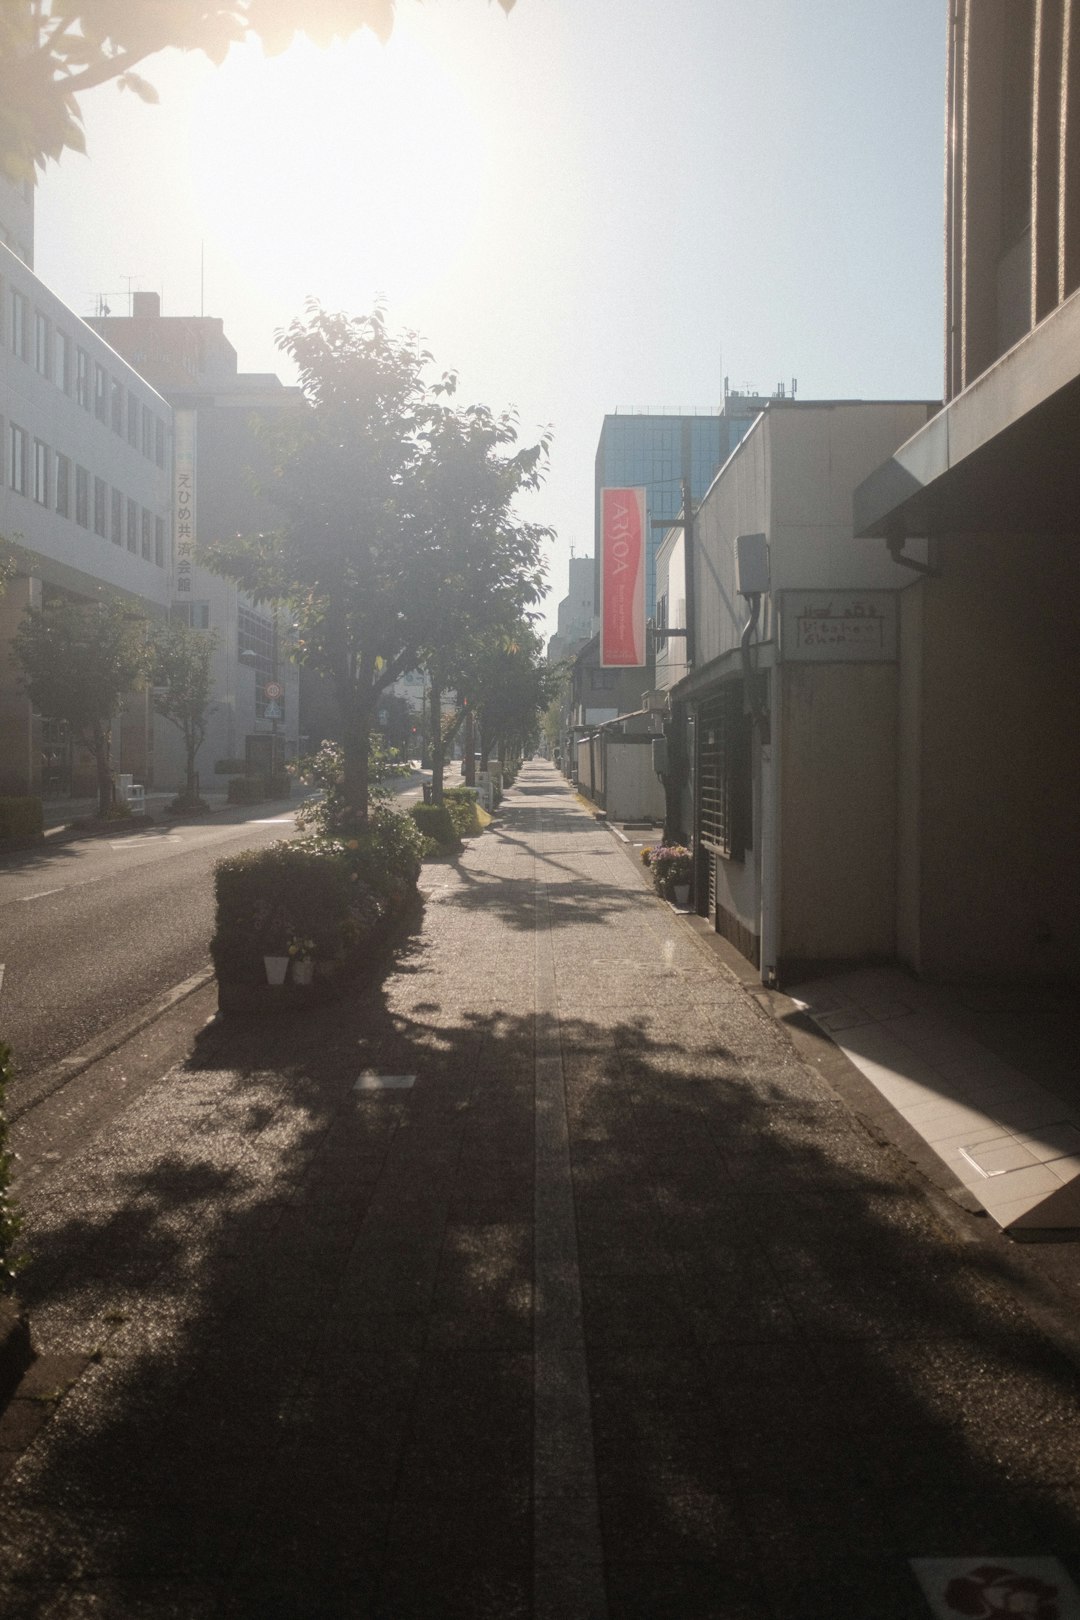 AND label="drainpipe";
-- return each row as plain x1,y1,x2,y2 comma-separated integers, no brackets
759,670,779,989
